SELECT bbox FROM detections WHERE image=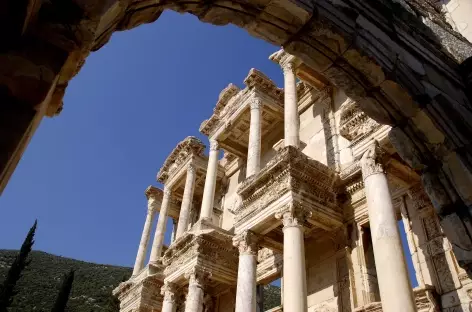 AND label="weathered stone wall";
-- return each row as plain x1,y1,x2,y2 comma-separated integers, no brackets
402,186,472,311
